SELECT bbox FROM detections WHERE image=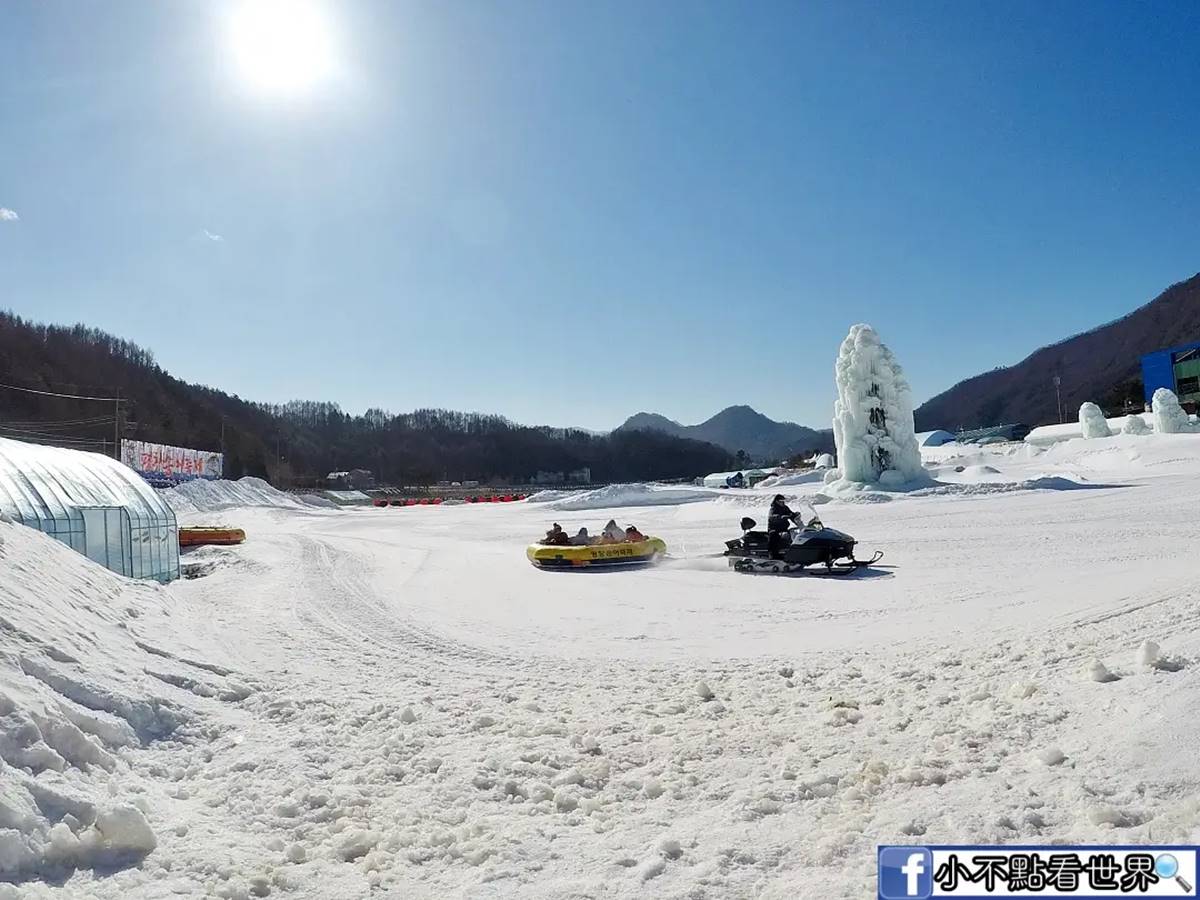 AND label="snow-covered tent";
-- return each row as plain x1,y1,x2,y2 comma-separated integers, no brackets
703,471,743,488
813,453,836,469
0,437,180,582
914,430,955,447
